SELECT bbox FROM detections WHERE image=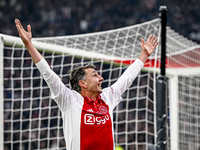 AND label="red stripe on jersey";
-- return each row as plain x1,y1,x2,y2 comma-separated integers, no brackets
80,96,114,150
